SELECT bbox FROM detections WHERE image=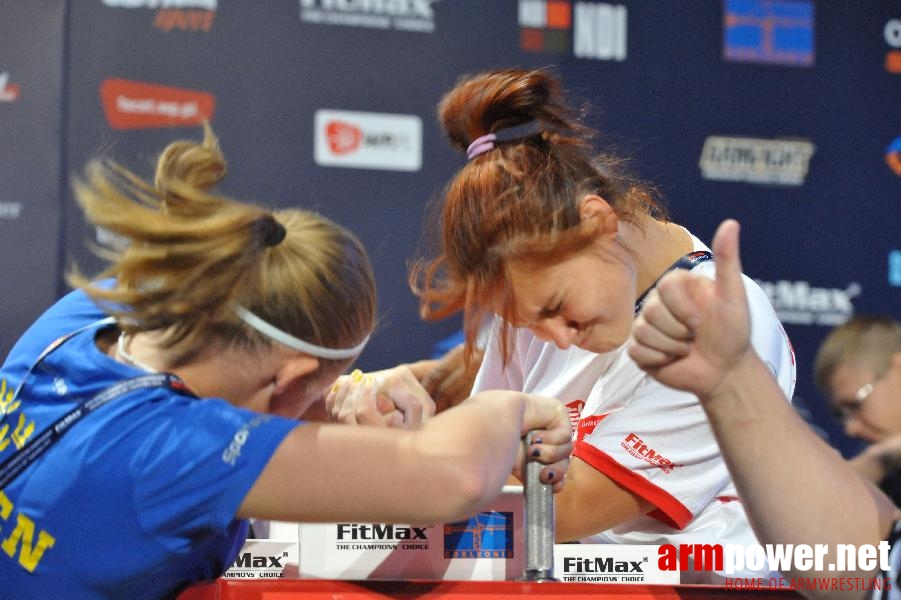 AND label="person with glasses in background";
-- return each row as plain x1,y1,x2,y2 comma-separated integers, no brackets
814,316,901,505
